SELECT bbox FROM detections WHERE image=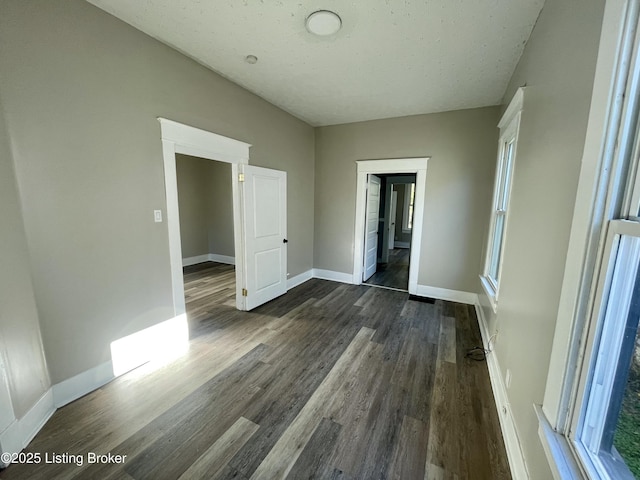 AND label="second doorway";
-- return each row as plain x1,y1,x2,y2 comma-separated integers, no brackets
363,173,416,291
